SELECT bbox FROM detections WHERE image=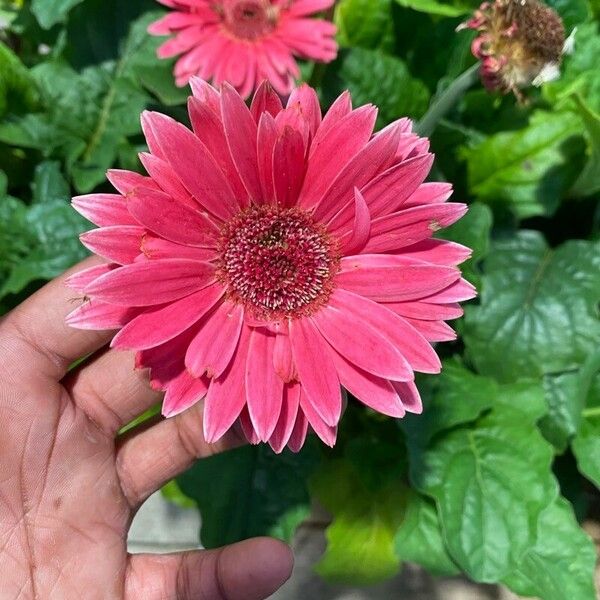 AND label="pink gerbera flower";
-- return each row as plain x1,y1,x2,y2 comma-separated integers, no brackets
148,0,338,97
67,80,475,453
